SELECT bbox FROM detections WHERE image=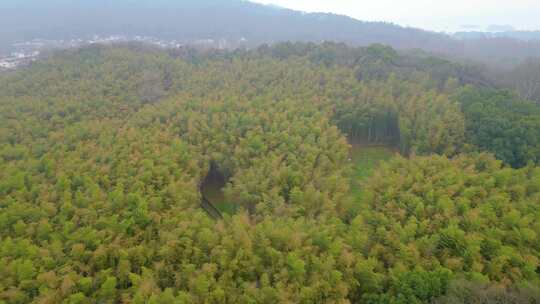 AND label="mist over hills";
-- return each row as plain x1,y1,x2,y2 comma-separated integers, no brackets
0,0,449,47
1,0,539,67
454,30,540,41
